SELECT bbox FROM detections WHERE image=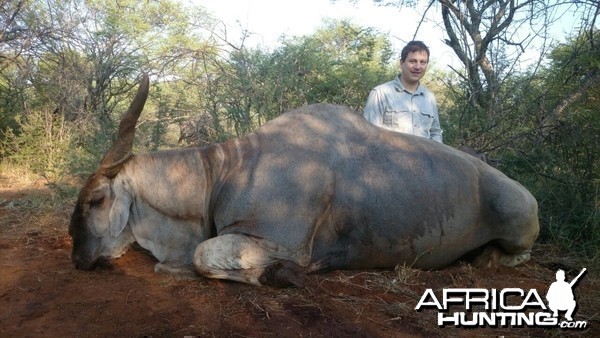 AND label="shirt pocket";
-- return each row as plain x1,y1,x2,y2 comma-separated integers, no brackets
383,110,412,129
418,111,434,130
